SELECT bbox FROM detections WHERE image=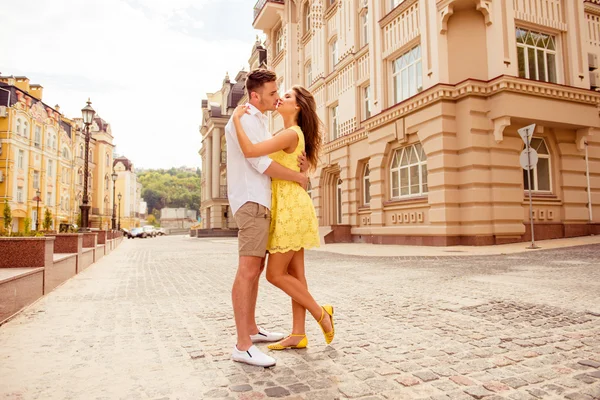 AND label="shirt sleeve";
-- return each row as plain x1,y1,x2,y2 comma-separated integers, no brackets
238,116,272,174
